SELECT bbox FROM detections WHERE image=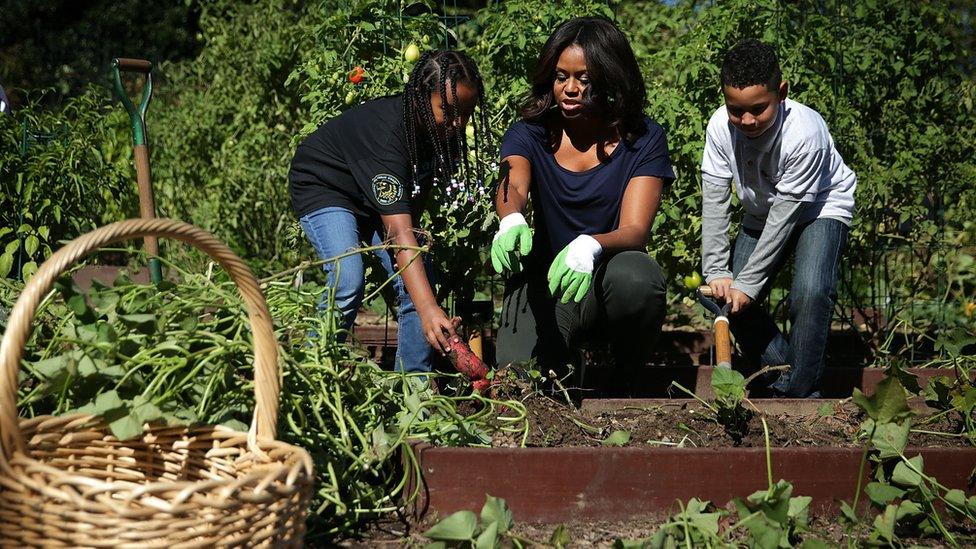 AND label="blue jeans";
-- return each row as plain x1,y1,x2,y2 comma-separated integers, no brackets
299,206,433,373
730,218,849,397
